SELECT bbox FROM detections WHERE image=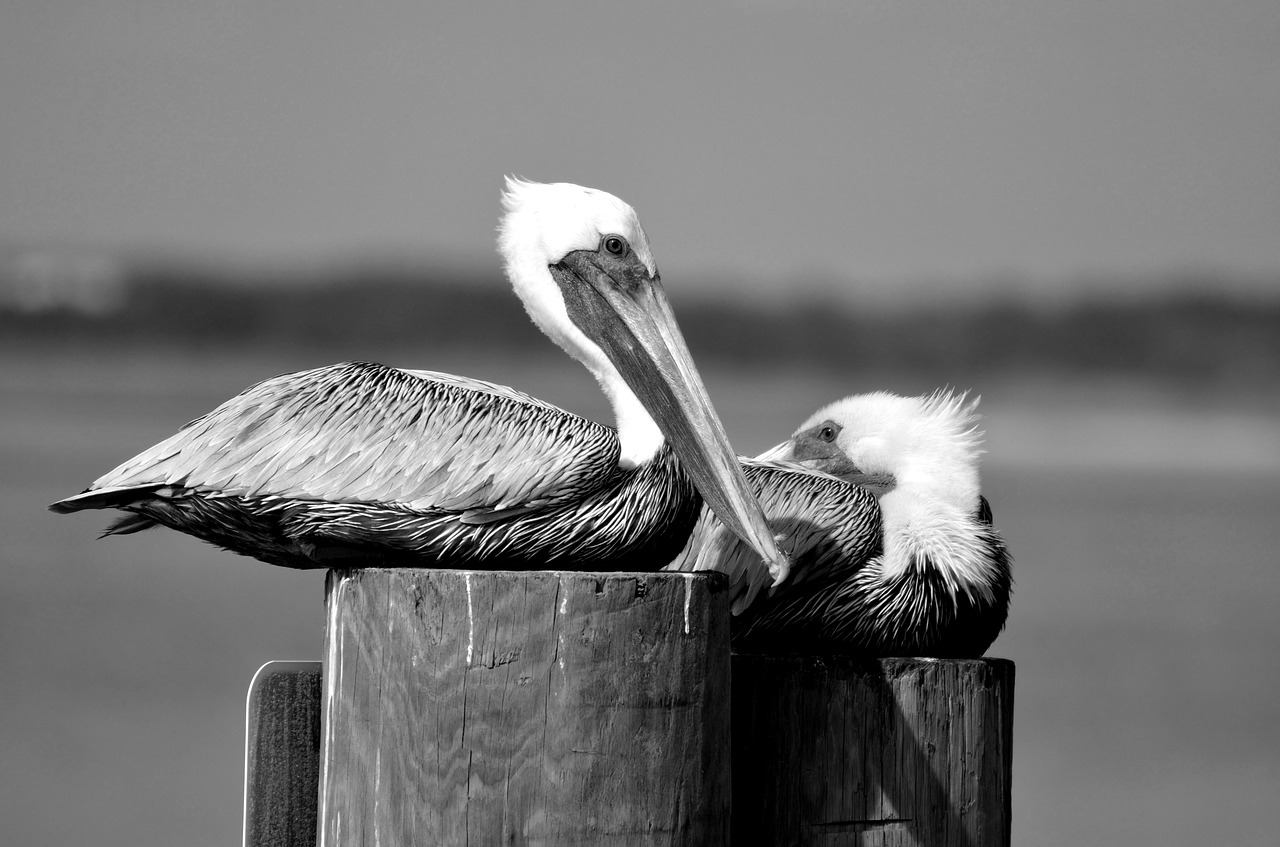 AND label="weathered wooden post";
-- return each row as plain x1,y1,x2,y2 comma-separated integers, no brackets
318,568,732,846
246,600,1014,846
244,661,323,847
731,656,1014,847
